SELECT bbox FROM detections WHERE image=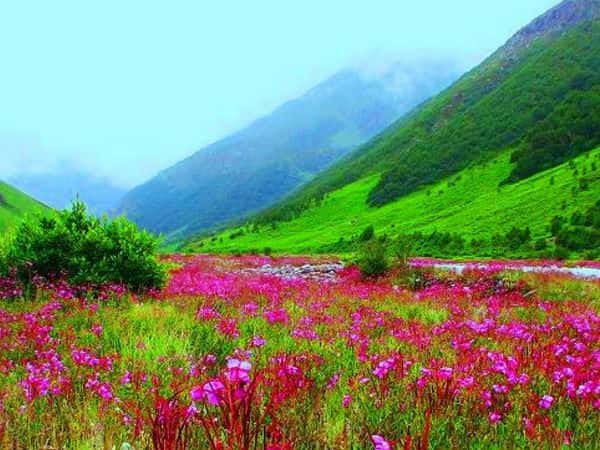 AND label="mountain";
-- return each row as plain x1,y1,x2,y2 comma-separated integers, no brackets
0,181,49,233
119,62,462,239
9,166,126,216
188,0,600,256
